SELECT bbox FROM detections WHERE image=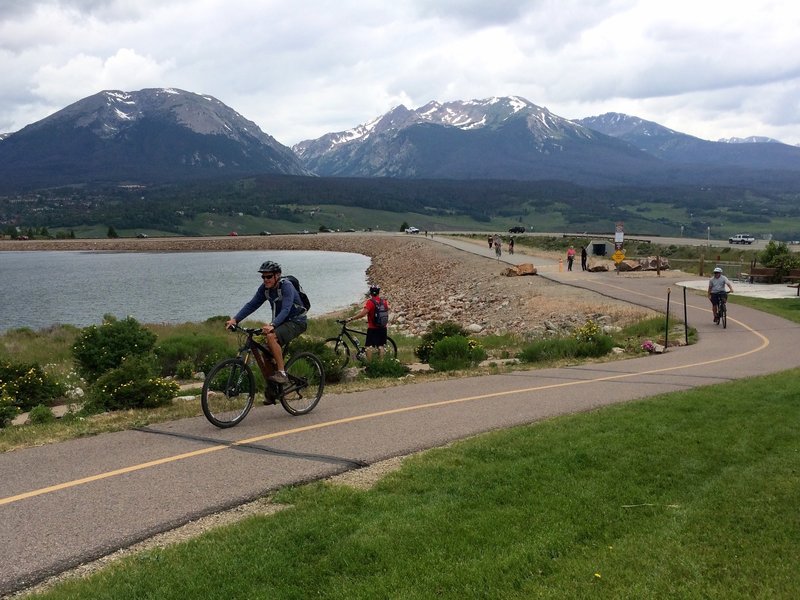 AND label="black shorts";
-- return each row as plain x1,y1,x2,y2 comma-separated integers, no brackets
365,326,388,348
710,292,727,306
